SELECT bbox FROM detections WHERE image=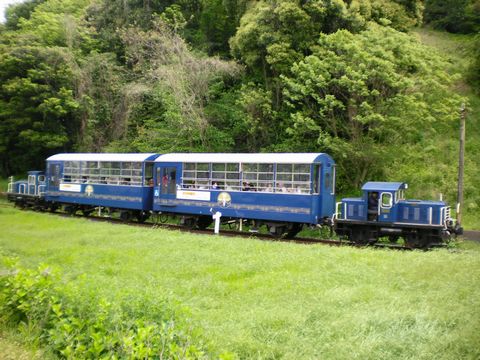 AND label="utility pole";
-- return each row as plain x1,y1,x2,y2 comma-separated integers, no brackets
457,103,466,226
